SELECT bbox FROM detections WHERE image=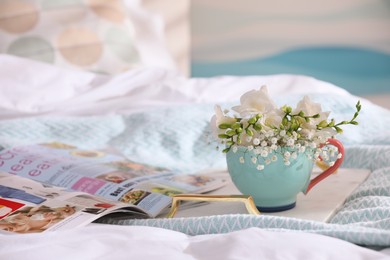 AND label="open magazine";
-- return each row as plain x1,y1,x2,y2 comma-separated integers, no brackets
0,142,227,234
